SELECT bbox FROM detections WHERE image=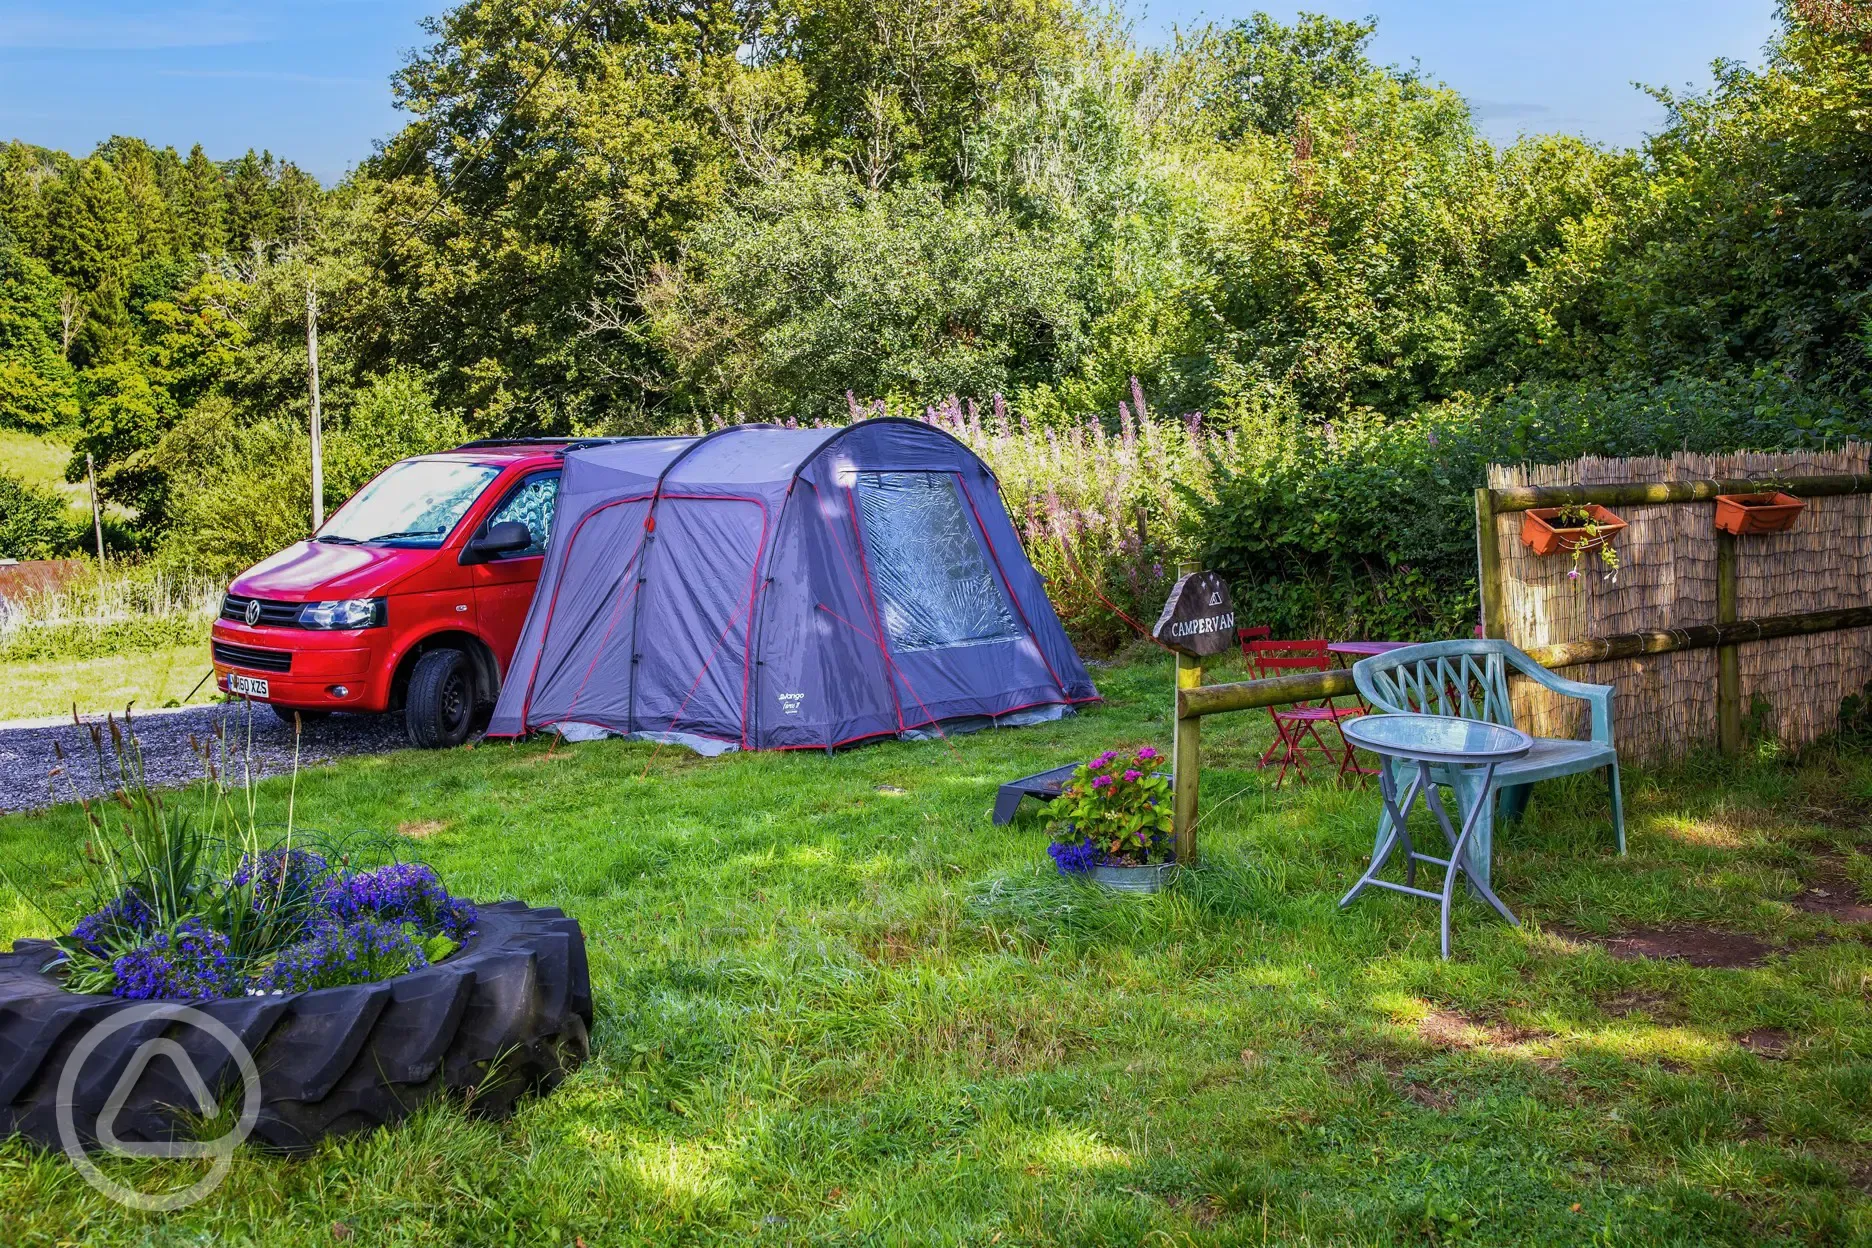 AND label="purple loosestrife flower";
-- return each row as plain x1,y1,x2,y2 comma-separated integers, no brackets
112,921,238,1000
